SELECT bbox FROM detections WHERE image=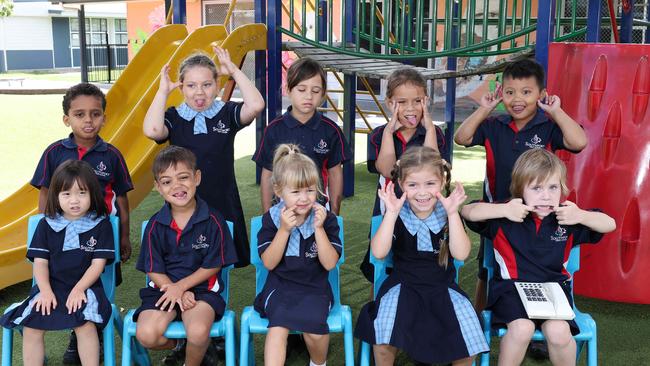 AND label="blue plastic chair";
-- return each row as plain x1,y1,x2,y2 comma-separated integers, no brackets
239,215,354,366
479,240,597,366
120,220,237,366
1,214,120,366
358,215,464,366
